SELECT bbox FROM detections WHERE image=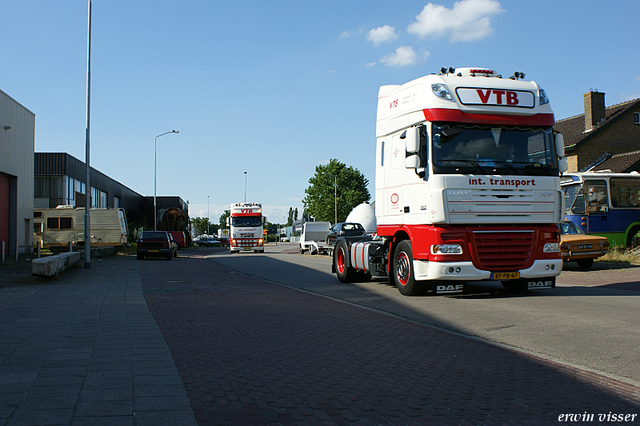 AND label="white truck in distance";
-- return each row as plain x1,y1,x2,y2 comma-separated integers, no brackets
332,67,568,296
228,203,265,253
